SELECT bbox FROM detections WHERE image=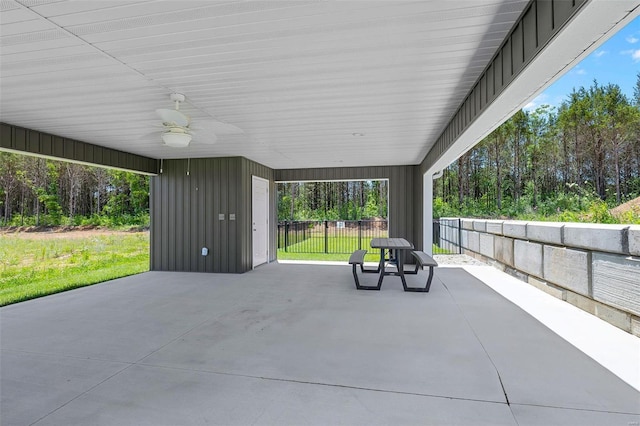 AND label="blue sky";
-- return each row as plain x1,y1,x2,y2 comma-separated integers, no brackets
524,15,640,111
